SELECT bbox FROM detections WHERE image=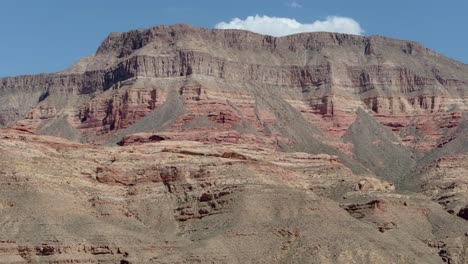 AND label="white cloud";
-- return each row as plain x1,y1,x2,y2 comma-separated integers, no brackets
288,1,302,8
215,15,364,36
